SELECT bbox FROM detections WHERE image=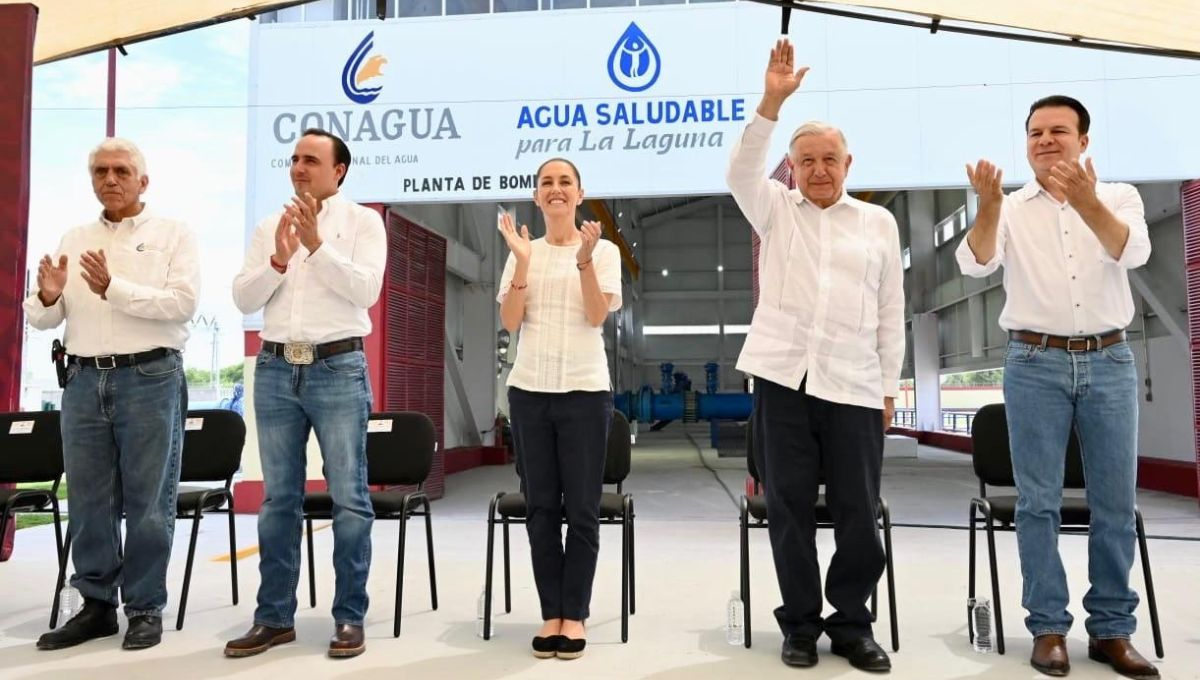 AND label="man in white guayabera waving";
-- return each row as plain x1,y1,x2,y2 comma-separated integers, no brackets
726,39,904,674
